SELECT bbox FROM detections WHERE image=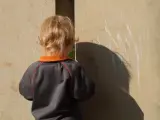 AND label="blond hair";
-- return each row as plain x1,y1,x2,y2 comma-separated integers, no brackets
39,15,75,55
